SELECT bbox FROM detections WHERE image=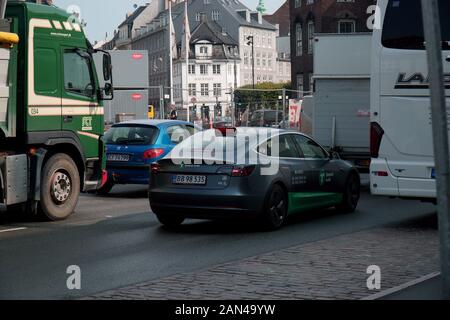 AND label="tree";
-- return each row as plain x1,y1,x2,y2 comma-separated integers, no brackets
234,82,292,110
